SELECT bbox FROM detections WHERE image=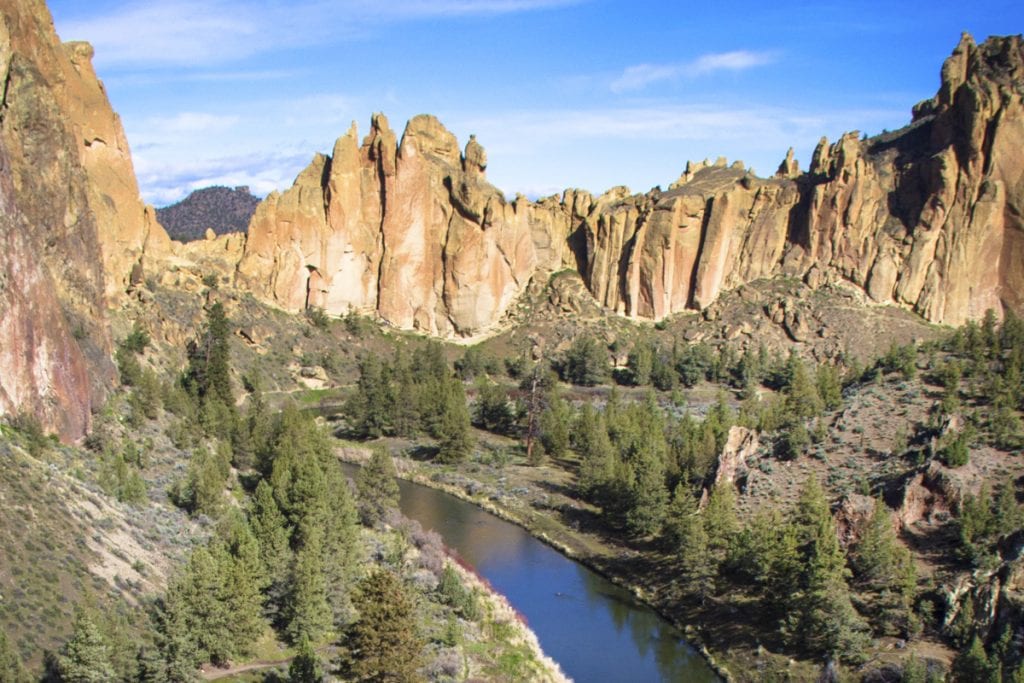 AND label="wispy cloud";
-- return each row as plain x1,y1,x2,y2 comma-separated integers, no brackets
58,0,584,69
134,150,314,205
610,50,778,93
